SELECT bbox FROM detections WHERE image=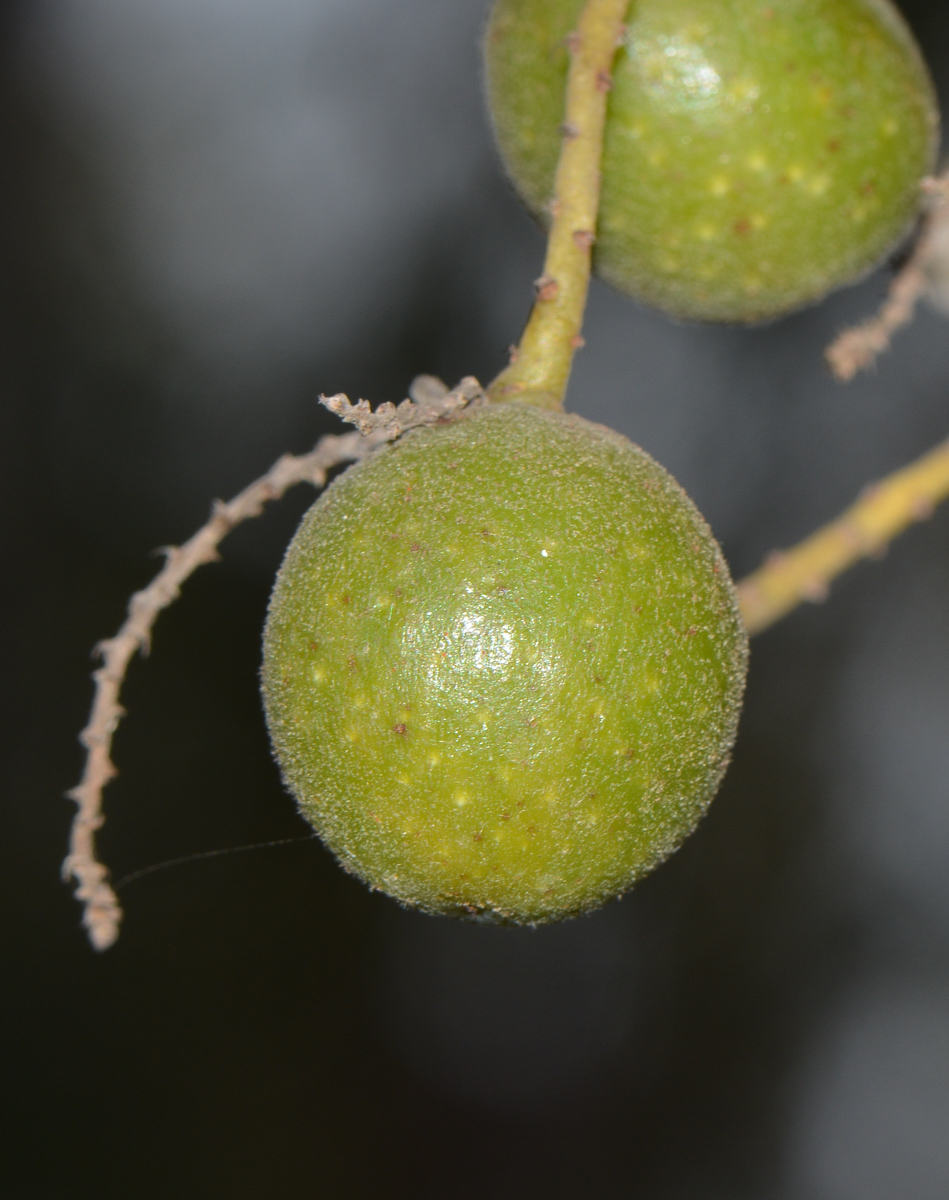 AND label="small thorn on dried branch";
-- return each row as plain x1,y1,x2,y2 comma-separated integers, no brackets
66,375,485,951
